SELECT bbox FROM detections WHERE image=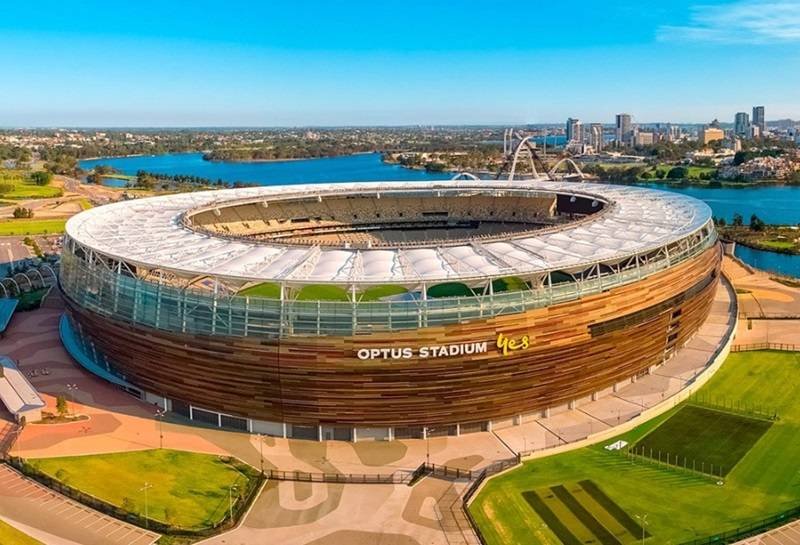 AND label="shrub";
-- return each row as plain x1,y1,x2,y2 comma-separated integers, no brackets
12,207,34,219
30,171,53,186
56,395,68,417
